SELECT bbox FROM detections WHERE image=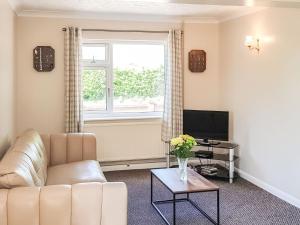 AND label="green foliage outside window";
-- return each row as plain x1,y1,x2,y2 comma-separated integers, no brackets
83,66,164,101
82,69,106,101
